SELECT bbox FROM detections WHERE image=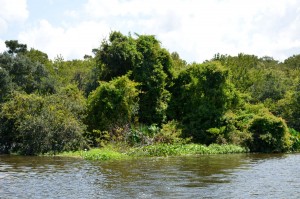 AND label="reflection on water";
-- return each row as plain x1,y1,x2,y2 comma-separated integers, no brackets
0,153,300,198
